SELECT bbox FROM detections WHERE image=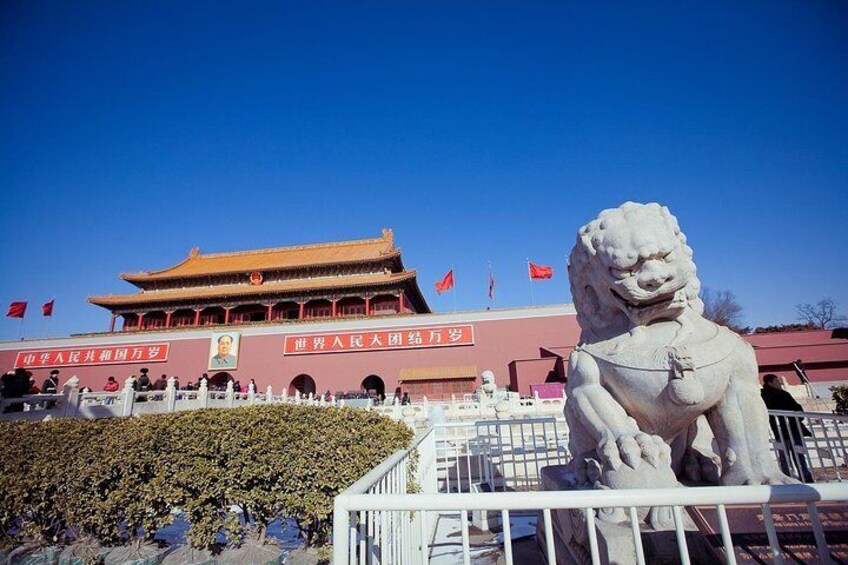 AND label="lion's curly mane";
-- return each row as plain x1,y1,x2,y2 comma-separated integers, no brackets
567,202,704,342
